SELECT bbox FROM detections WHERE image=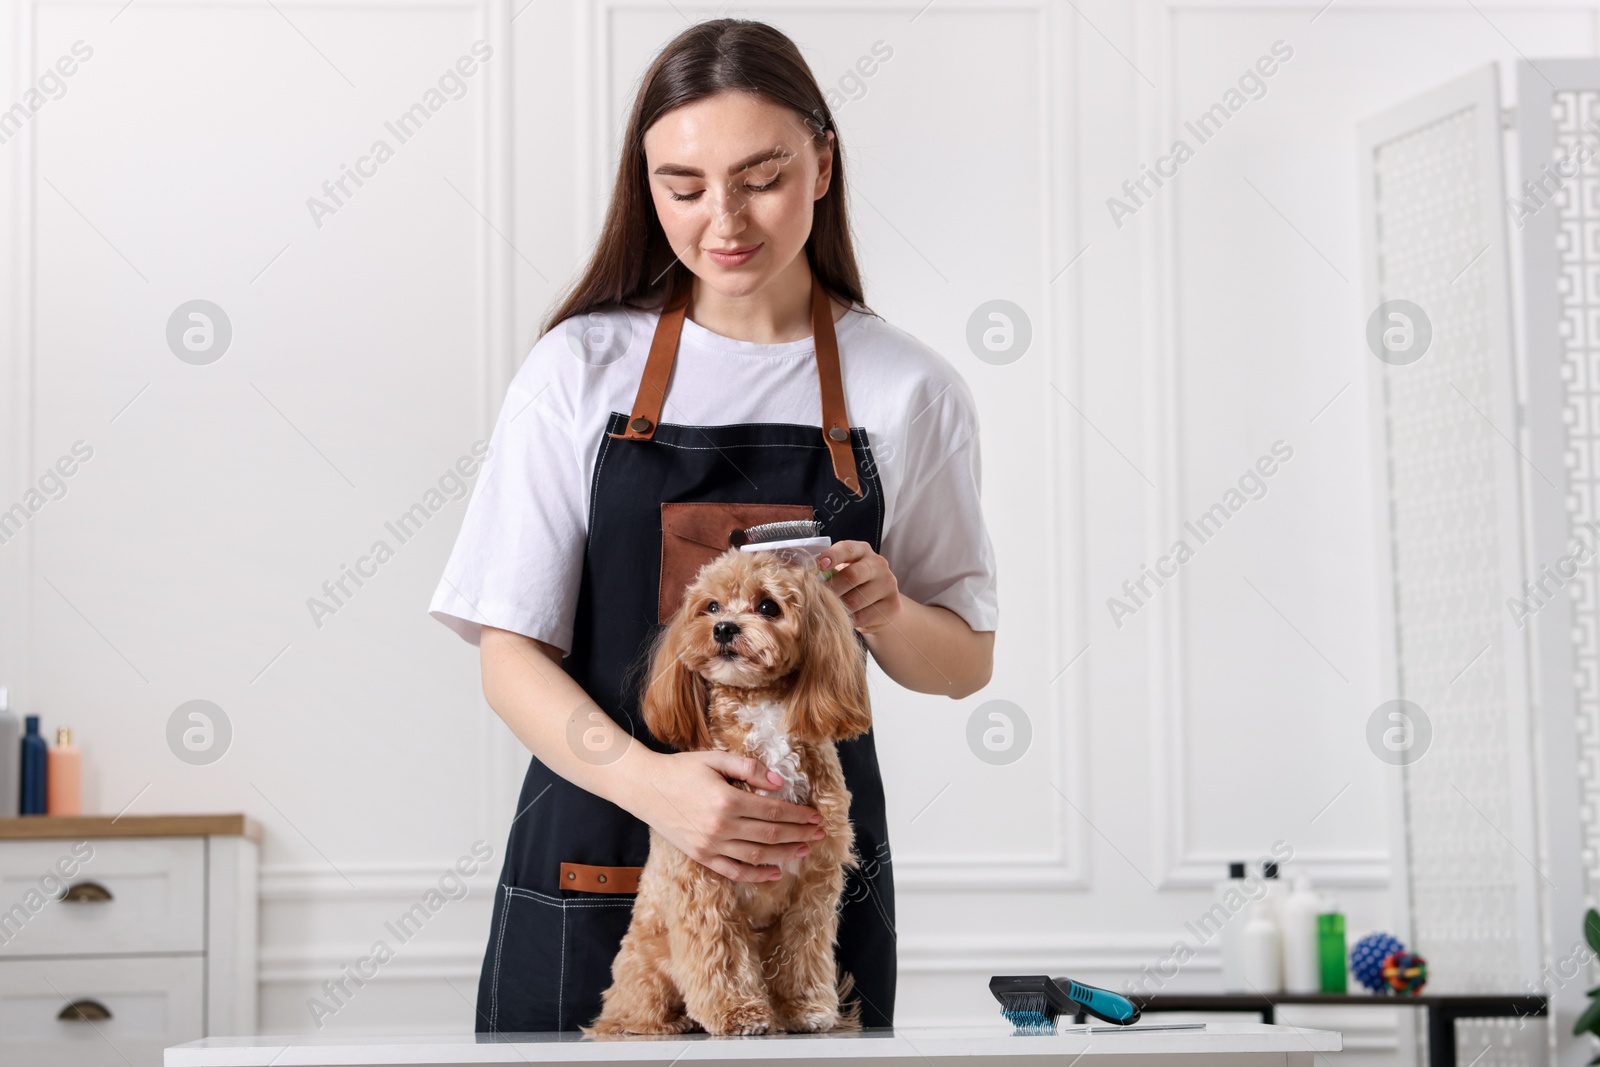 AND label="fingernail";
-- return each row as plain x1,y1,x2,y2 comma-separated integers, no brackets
768,772,783,785
818,556,831,567
809,814,822,823
797,845,811,857
812,829,825,840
